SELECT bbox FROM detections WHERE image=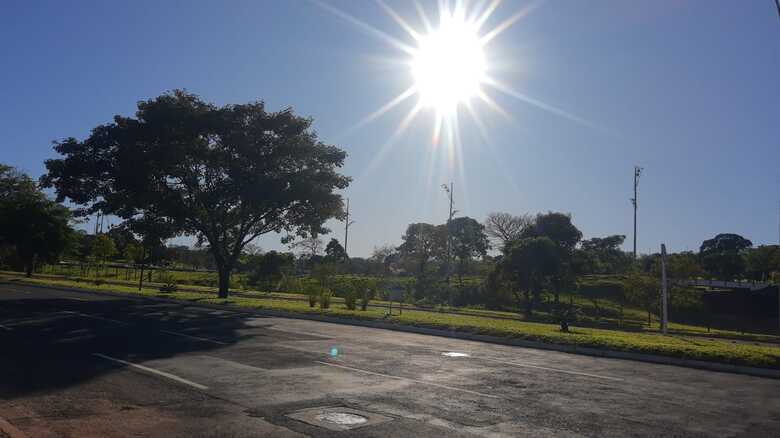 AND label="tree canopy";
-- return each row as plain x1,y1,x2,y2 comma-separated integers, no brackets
0,164,73,276
484,212,531,250
42,91,350,297
699,233,752,280
448,216,489,284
